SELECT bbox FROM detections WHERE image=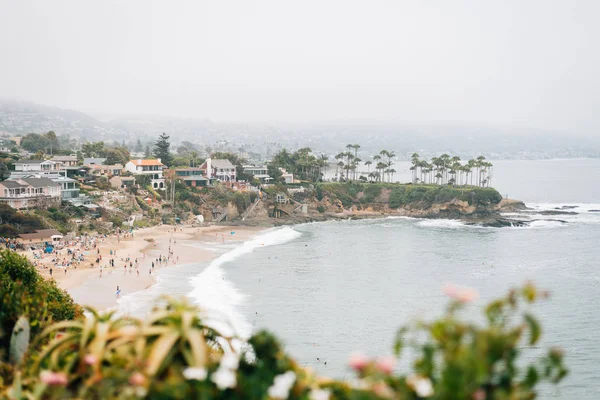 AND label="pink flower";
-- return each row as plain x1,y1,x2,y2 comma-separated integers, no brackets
472,389,486,400
40,370,68,386
372,382,394,399
375,356,396,375
443,284,478,303
129,372,146,386
84,354,98,366
348,352,369,371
